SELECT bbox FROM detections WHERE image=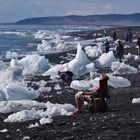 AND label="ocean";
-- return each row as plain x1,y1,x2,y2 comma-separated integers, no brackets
0,24,108,59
